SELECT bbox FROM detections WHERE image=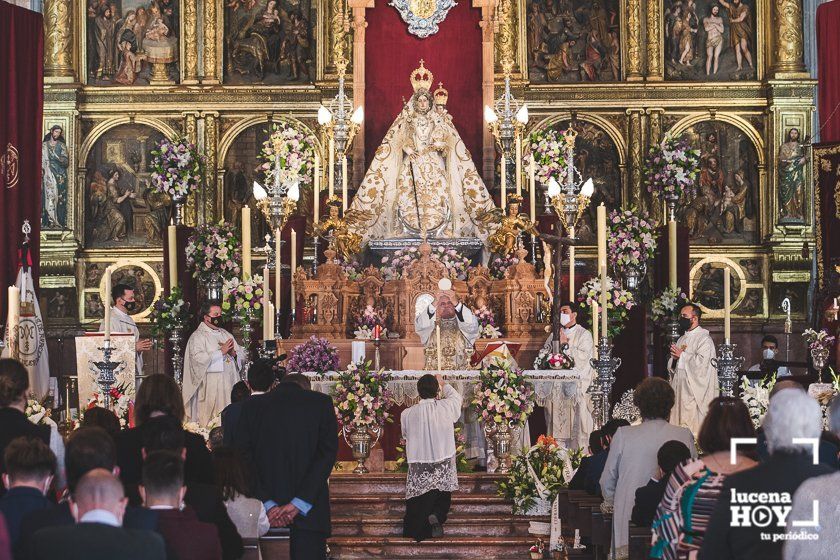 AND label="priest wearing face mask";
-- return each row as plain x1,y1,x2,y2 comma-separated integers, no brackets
668,303,718,434
747,335,790,378
541,301,595,447
183,302,245,426
100,283,152,377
